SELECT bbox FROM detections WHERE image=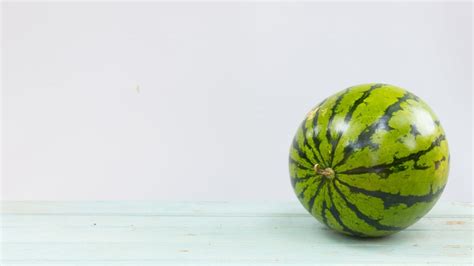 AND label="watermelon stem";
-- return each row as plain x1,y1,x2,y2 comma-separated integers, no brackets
314,164,335,179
